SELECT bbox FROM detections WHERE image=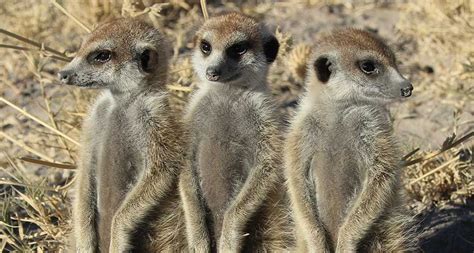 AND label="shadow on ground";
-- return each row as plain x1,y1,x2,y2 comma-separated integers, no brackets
418,200,474,253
